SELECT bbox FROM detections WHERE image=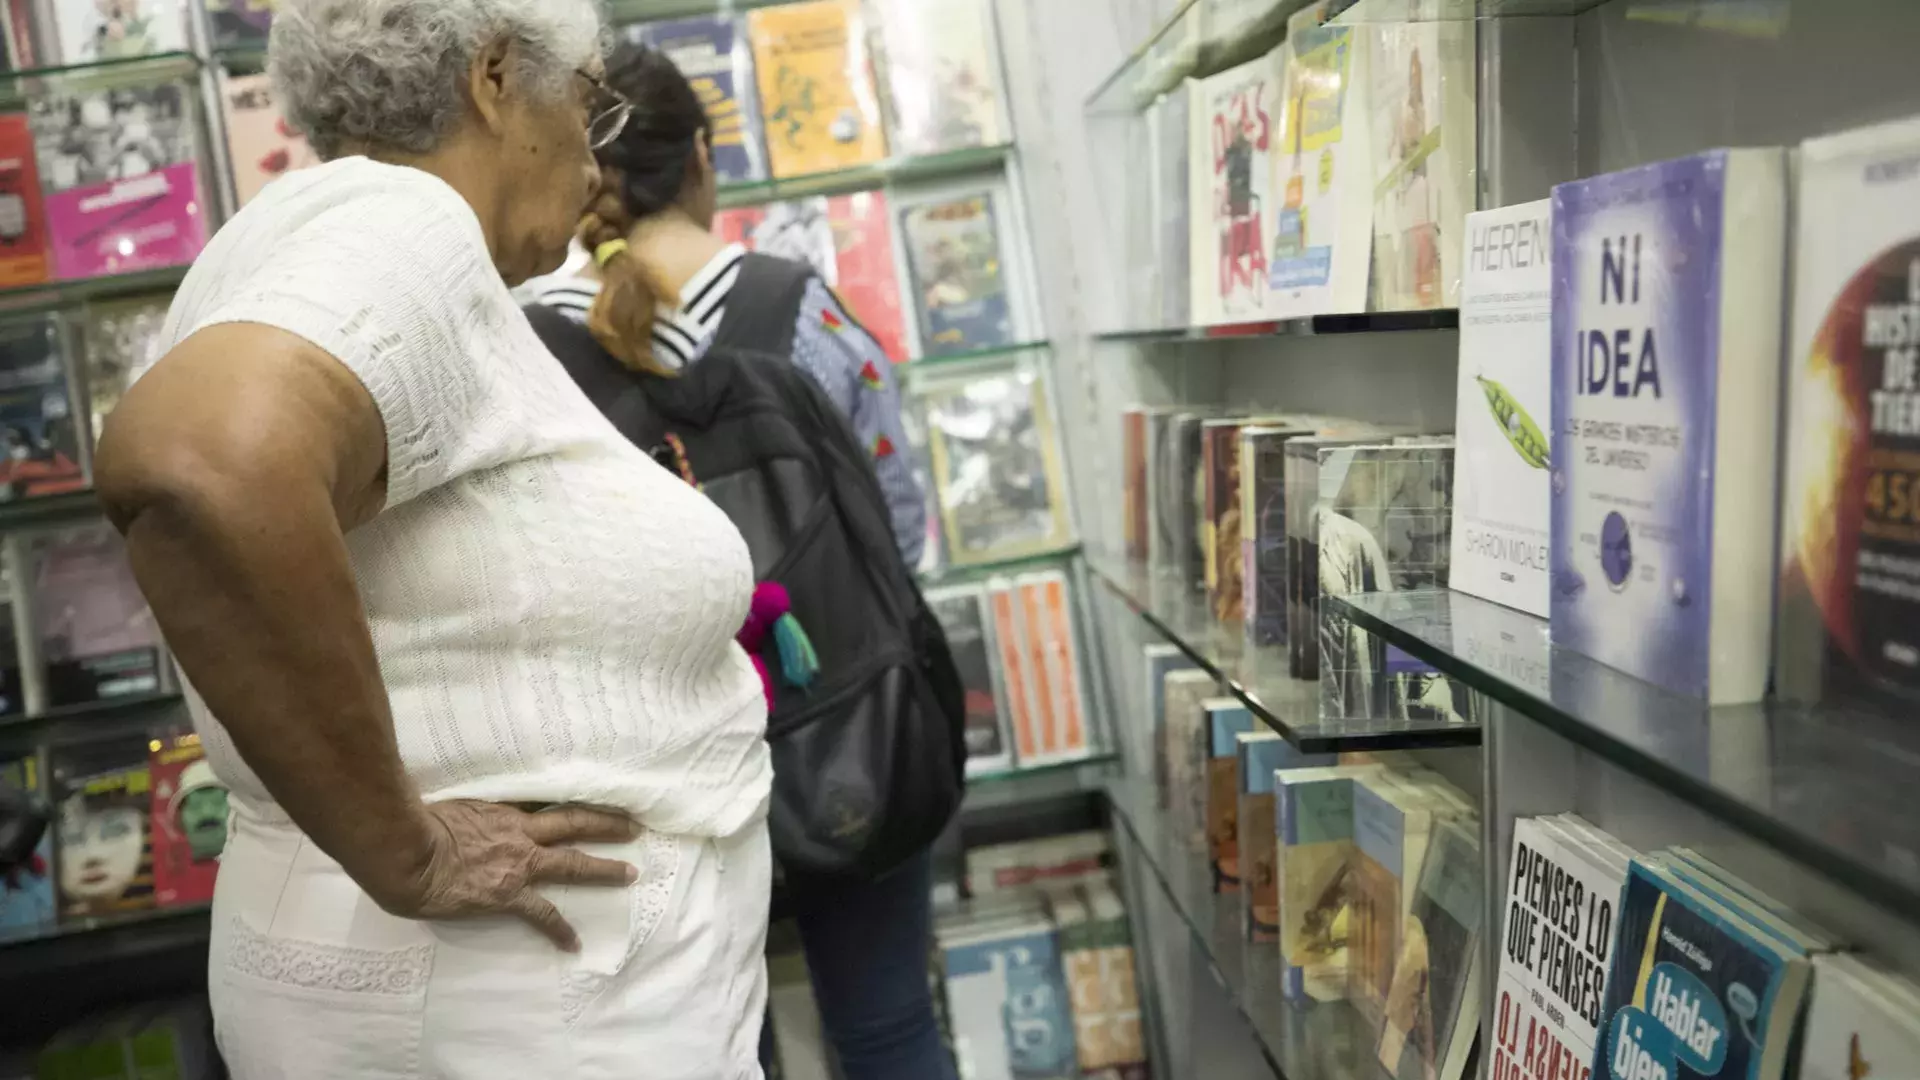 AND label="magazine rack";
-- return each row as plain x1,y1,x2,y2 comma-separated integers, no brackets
1039,0,1920,1076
